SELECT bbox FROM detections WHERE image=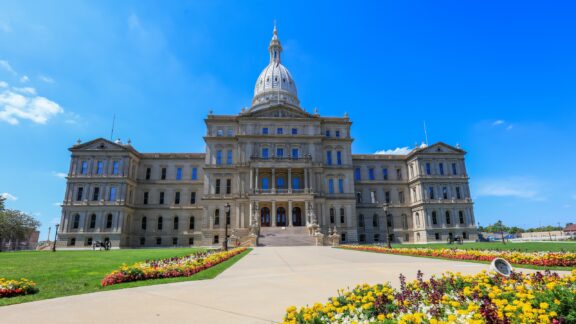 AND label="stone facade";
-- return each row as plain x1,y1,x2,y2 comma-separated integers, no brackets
57,27,477,248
